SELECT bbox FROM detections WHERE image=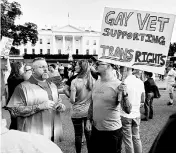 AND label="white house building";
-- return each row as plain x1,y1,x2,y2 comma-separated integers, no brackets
18,24,100,56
